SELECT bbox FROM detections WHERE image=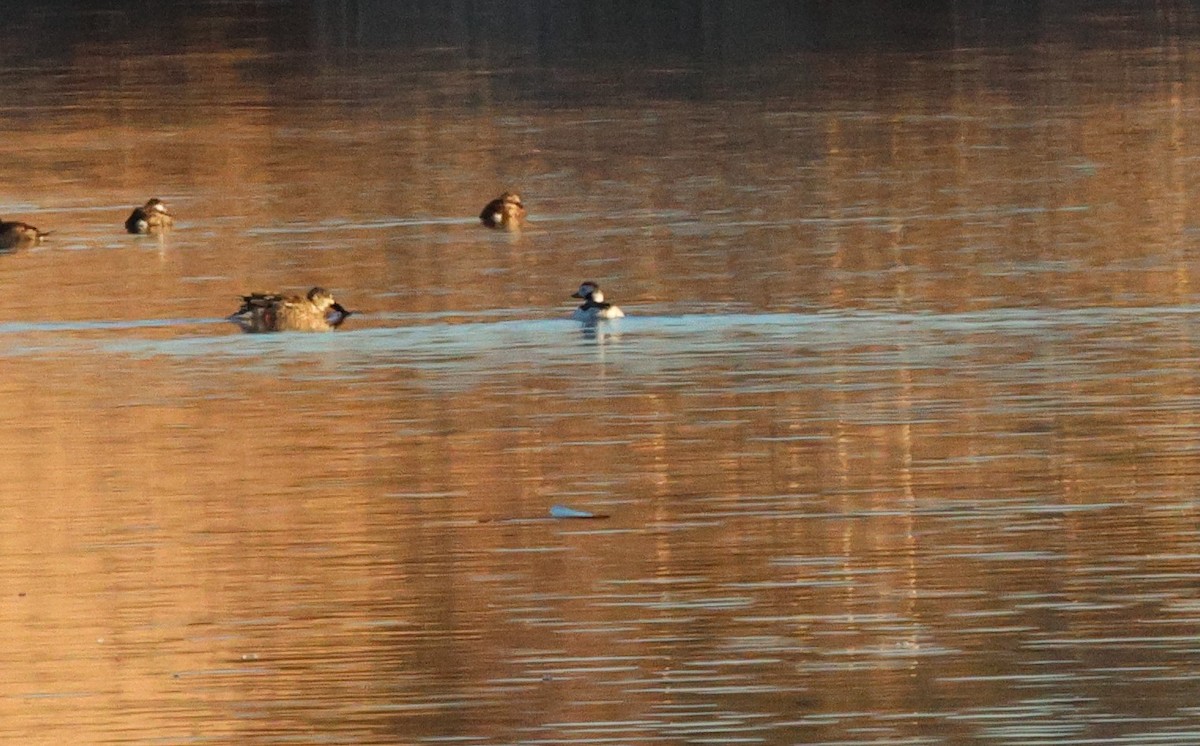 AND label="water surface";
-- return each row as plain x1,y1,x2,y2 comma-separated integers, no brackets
3,2,1200,744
